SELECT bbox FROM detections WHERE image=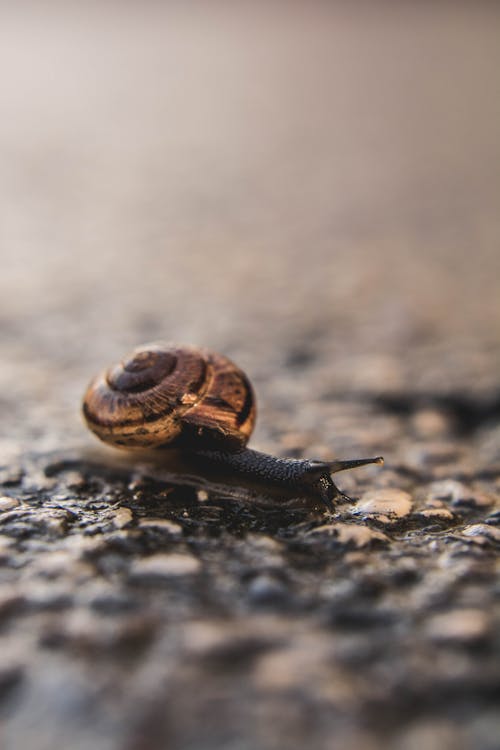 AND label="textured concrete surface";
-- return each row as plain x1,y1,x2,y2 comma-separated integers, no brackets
0,3,499,749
